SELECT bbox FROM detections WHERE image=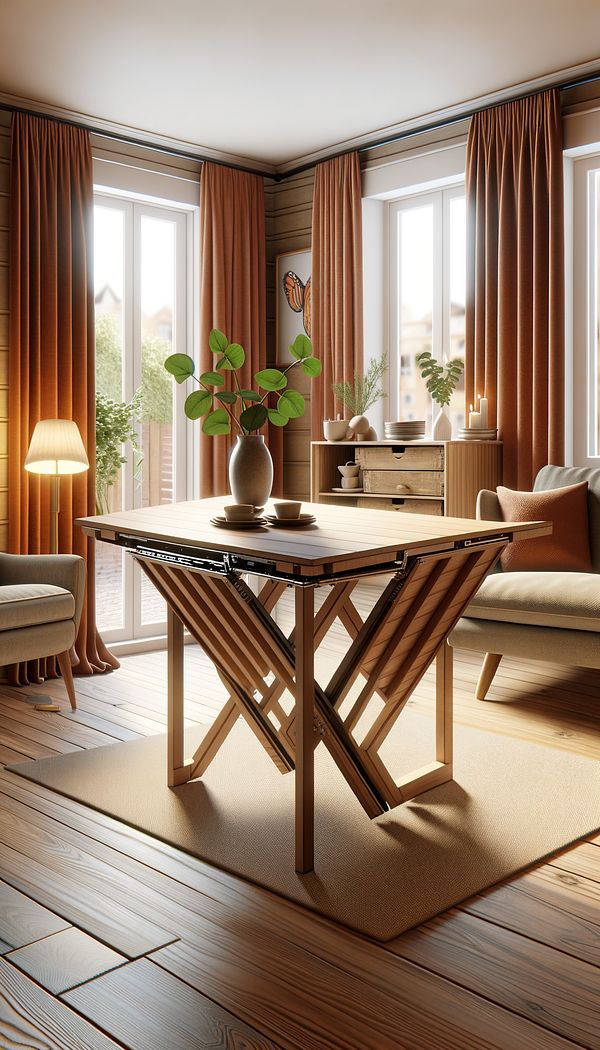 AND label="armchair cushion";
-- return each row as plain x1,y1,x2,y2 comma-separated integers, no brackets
466,571,600,633
0,584,75,632
0,553,85,629
497,482,592,572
